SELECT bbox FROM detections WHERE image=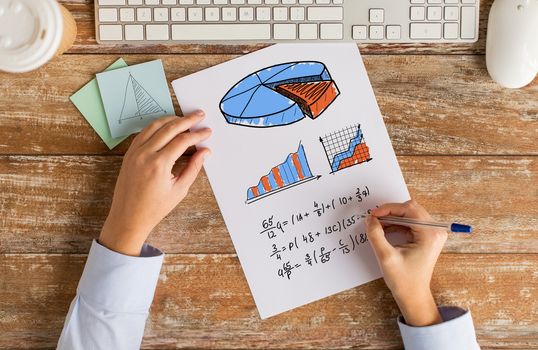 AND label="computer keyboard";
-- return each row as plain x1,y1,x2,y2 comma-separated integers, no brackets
95,0,480,44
